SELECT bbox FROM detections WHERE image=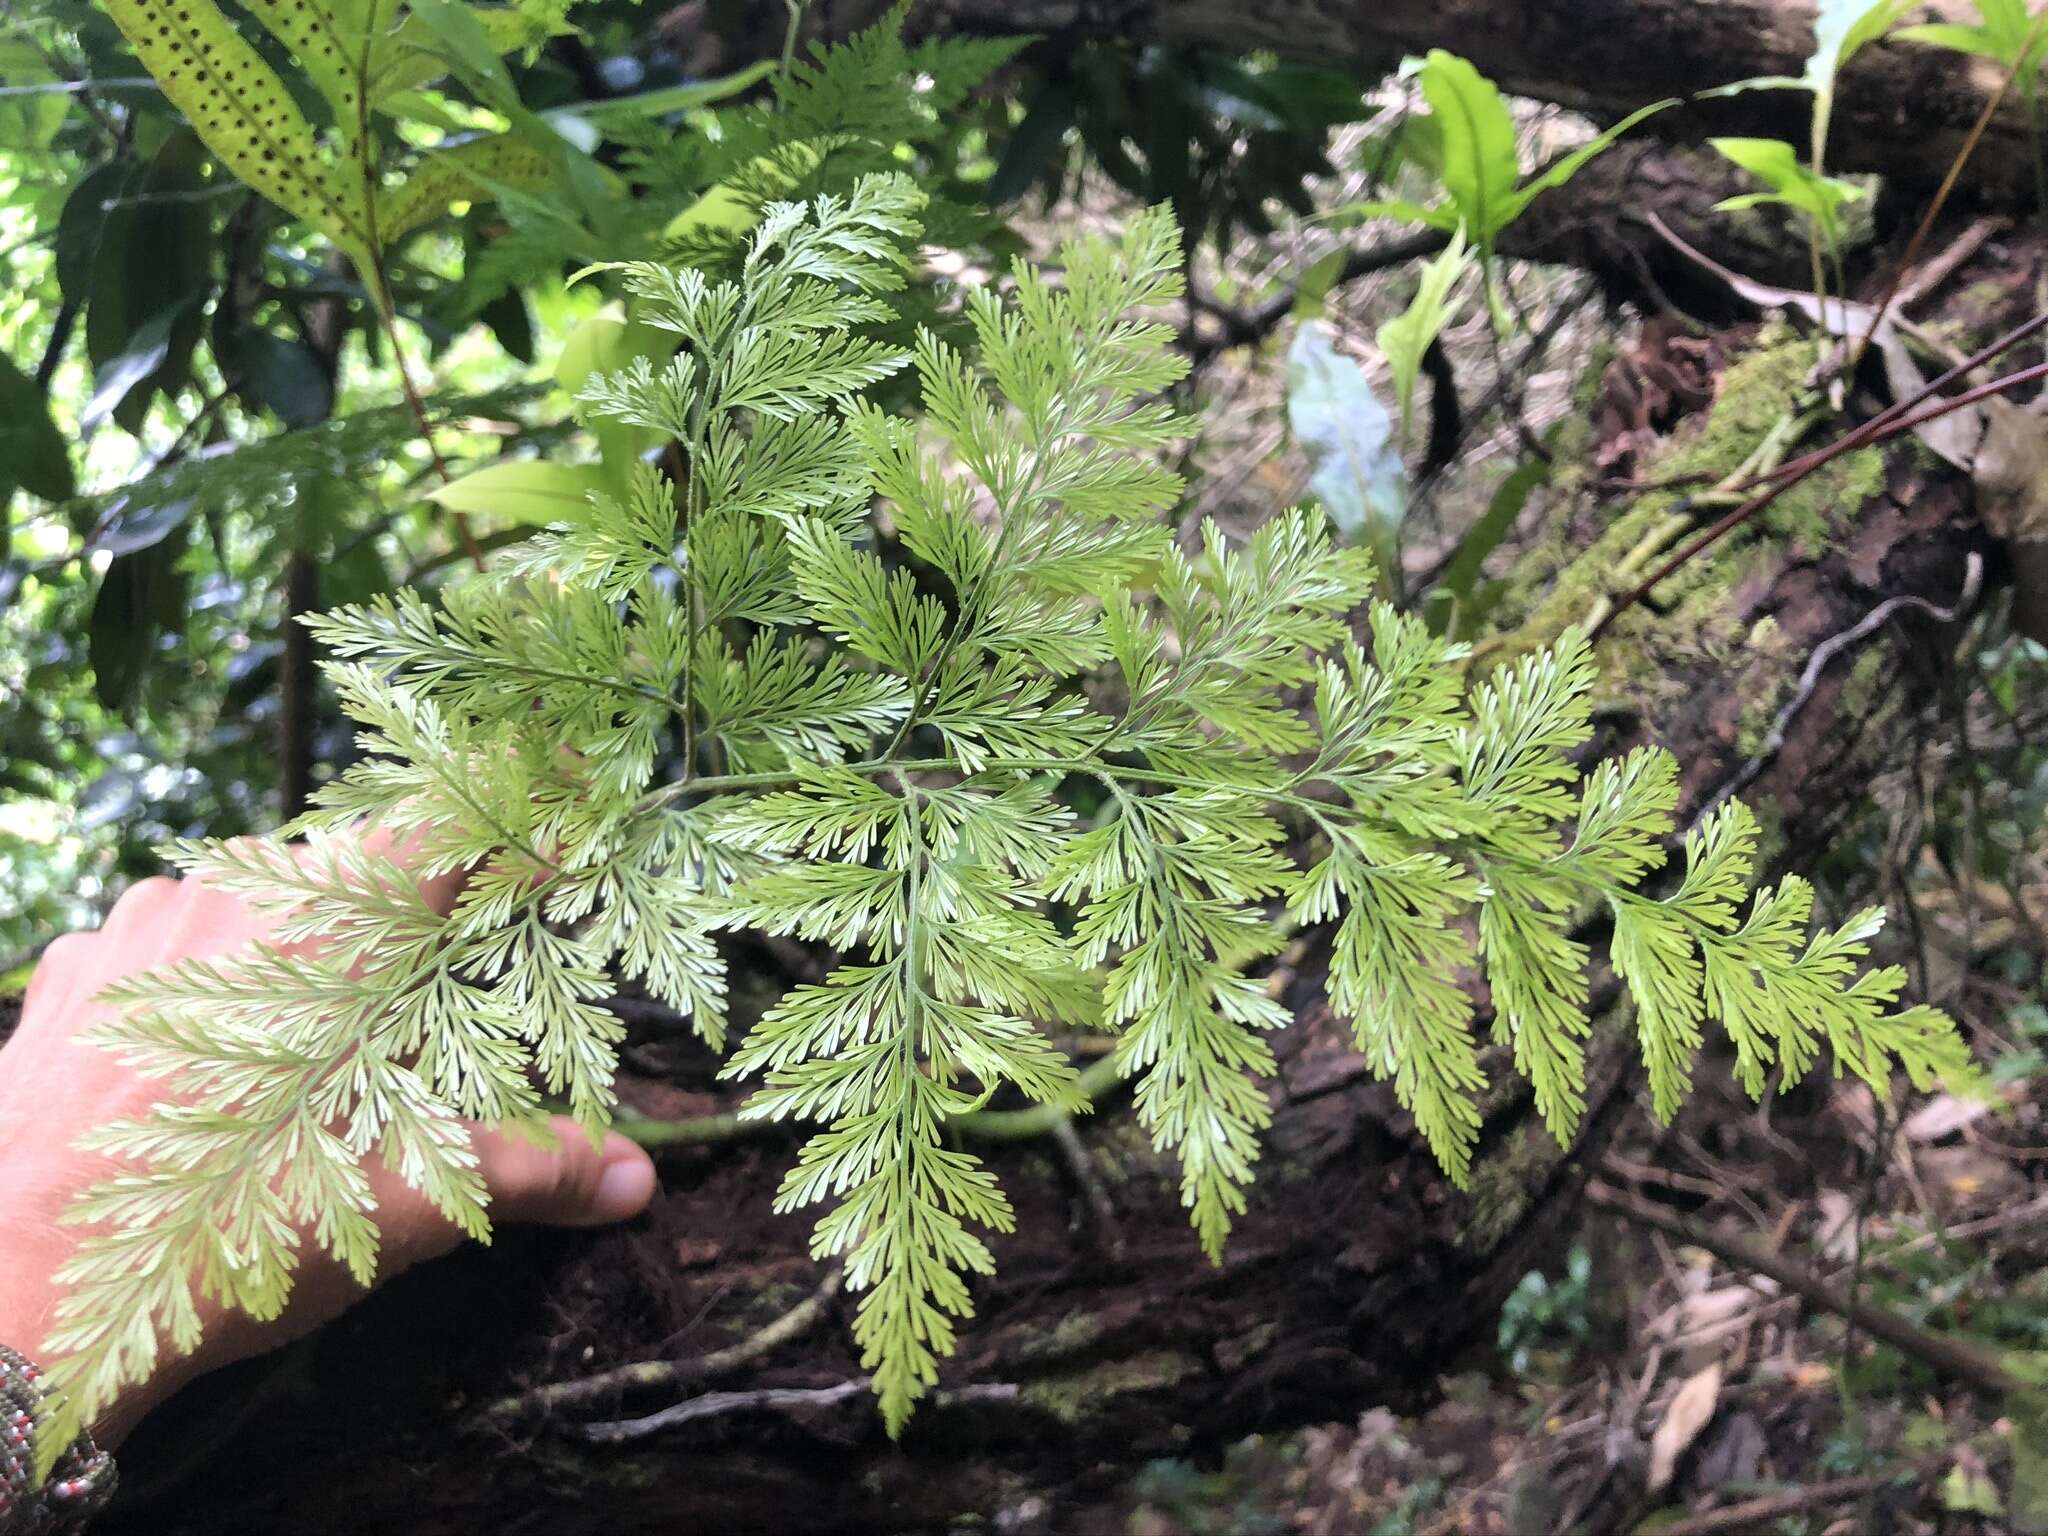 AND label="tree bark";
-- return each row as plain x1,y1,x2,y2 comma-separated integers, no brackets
782,0,2041,202
70,298,1994,1531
